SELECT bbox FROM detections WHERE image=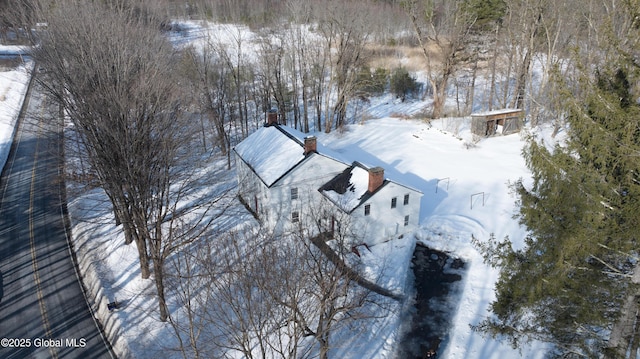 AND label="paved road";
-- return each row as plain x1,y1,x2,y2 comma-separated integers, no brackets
0,82,114,358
